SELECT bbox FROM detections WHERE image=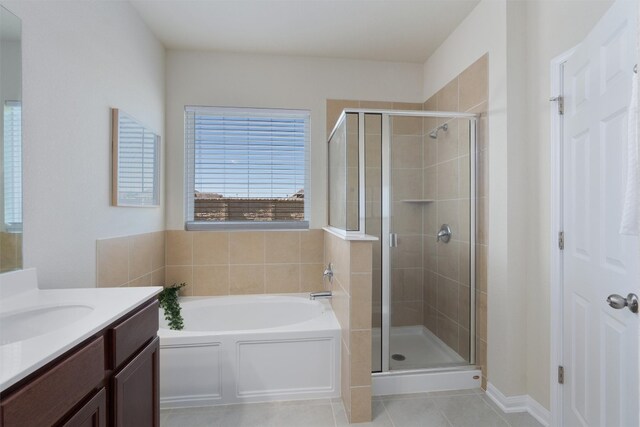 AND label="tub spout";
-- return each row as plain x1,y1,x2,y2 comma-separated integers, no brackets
310,291,332,300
